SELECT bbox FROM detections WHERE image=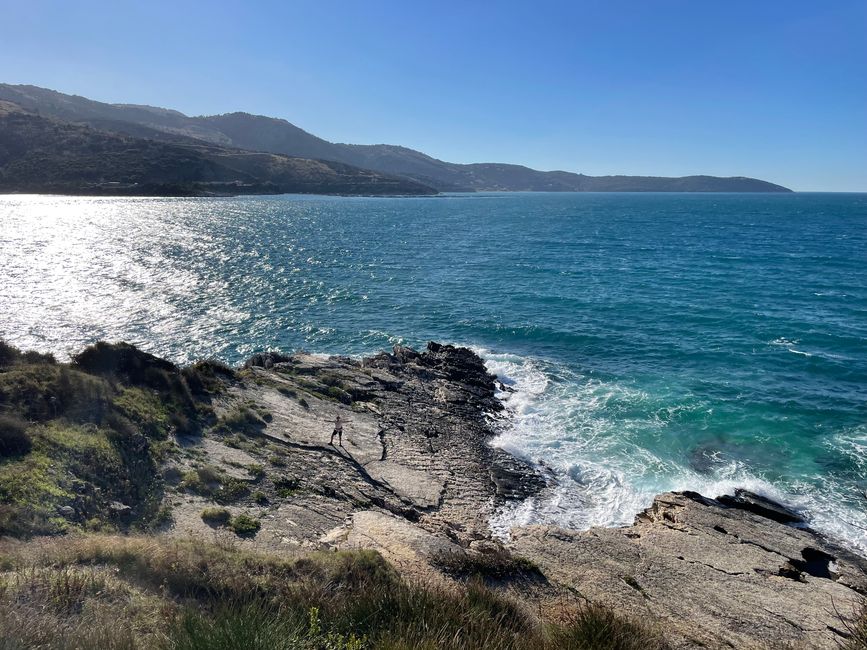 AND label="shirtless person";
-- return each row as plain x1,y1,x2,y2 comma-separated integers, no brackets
329,415,349,446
